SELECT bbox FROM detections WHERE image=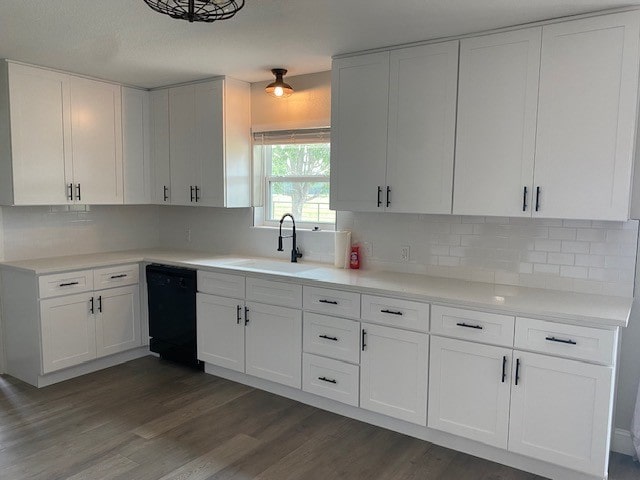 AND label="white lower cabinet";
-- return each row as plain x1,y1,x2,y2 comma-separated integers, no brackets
428,336,512,448
40,284,142,373
508,351,613,477
40,292,97,374
245,301,302,389
360,322,428,425
196,293,245,373
95,285,142,357
197,288,303,389
302,353,359,407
